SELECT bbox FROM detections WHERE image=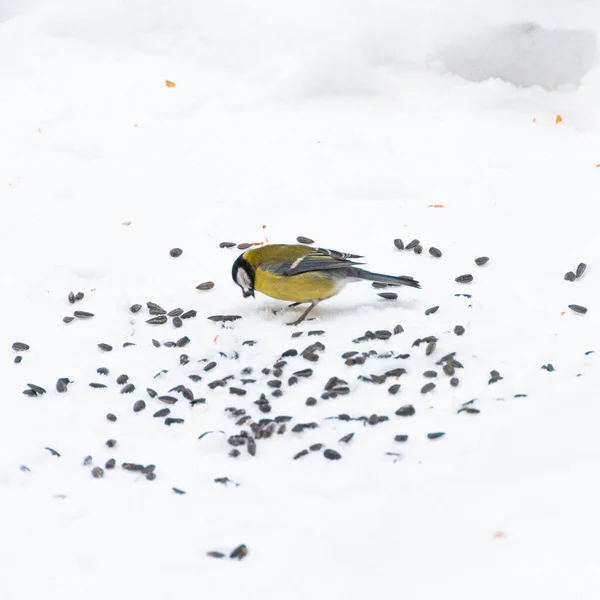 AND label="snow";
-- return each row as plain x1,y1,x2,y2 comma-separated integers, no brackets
1,0,600,598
